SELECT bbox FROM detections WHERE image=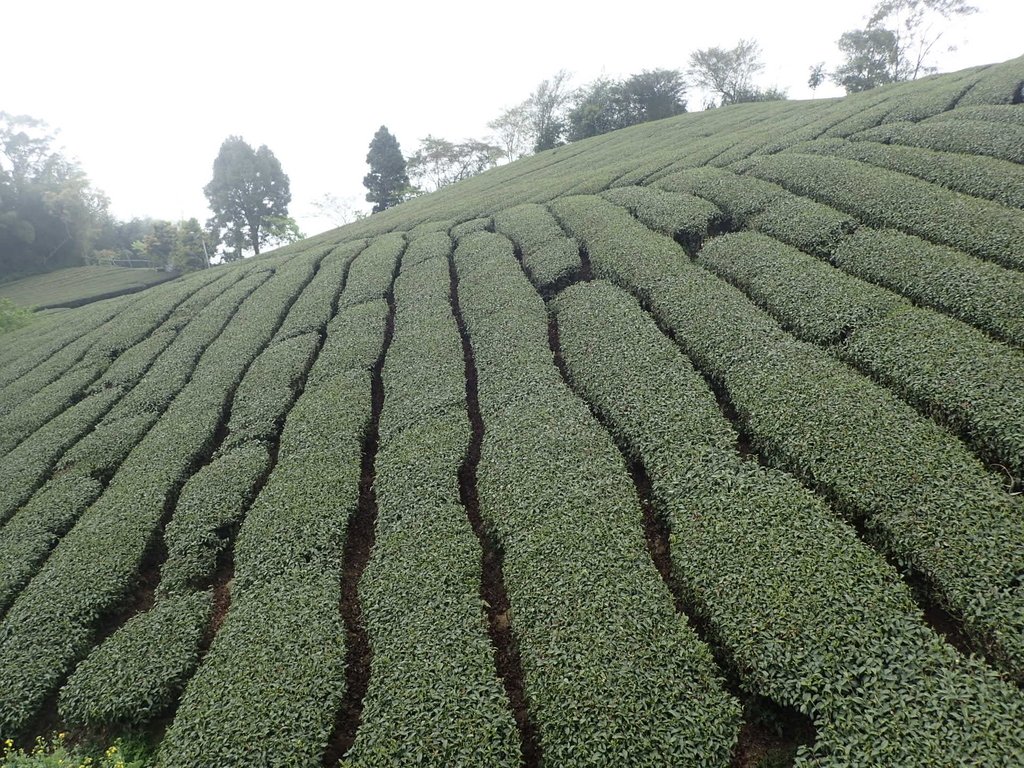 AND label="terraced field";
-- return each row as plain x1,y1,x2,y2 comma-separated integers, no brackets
0,57,1022,766
0,266,176,310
